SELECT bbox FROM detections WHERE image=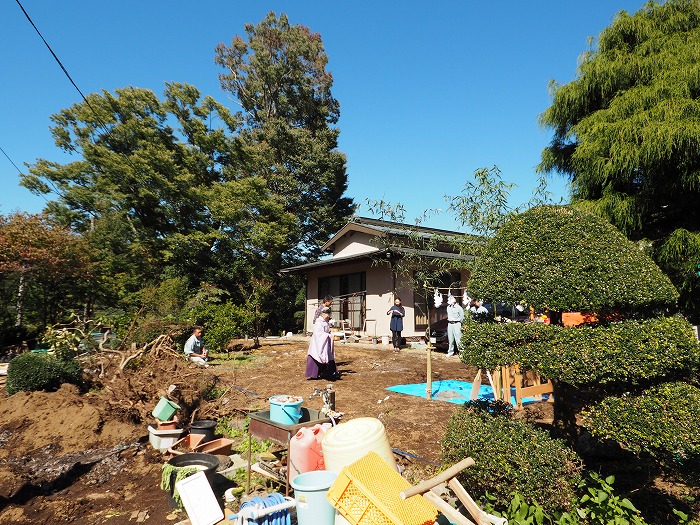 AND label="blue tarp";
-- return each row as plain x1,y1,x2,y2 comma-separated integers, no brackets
386,379,549,406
